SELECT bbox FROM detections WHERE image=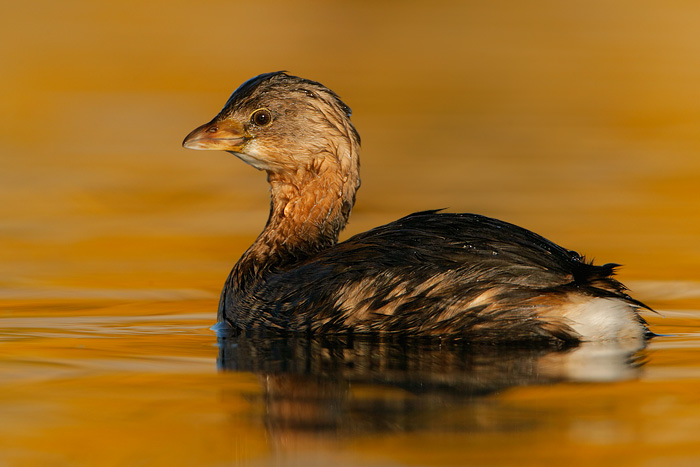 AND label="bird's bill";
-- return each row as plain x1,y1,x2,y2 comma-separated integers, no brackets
182,119,247,151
